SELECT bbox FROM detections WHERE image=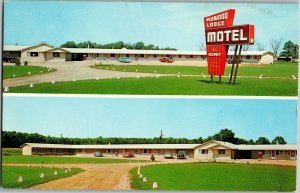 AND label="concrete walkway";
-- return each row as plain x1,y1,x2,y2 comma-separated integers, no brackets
3,62,167,87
